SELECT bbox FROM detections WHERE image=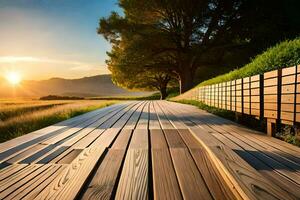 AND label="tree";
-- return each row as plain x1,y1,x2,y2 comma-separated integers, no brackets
99,0,300,93
107,44,177,99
